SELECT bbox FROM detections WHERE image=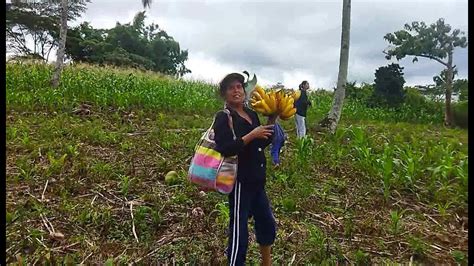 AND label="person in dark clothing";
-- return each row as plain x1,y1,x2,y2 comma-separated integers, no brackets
294,80,312,138
213,73,277,266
